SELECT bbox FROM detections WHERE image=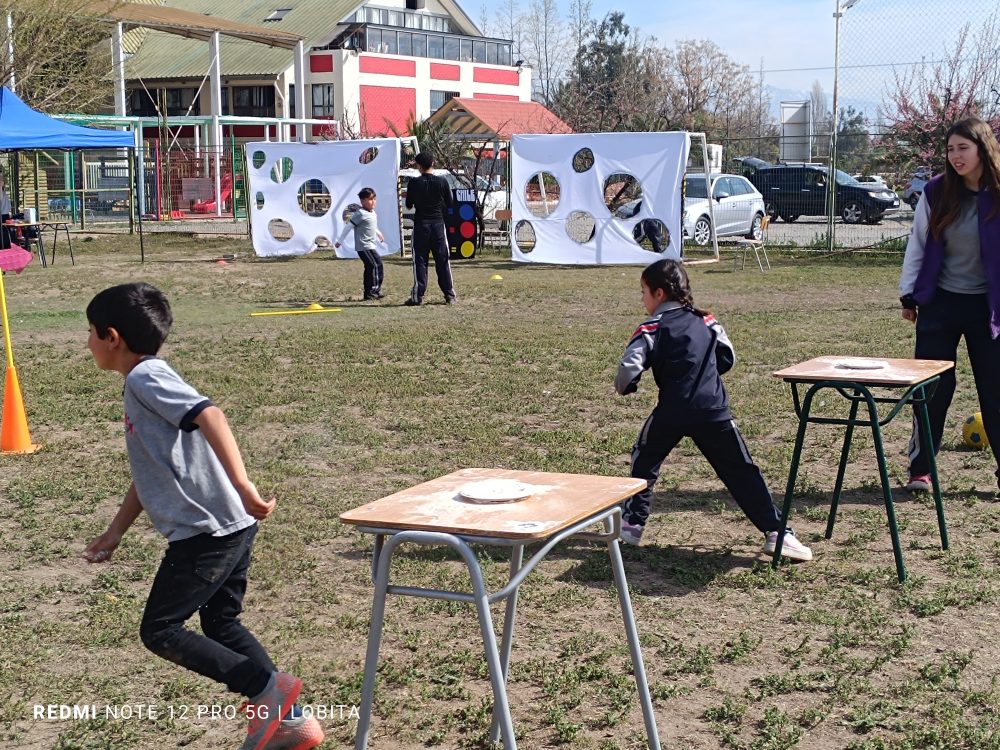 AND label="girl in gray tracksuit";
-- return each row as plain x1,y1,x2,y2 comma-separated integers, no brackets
615,259,811,561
